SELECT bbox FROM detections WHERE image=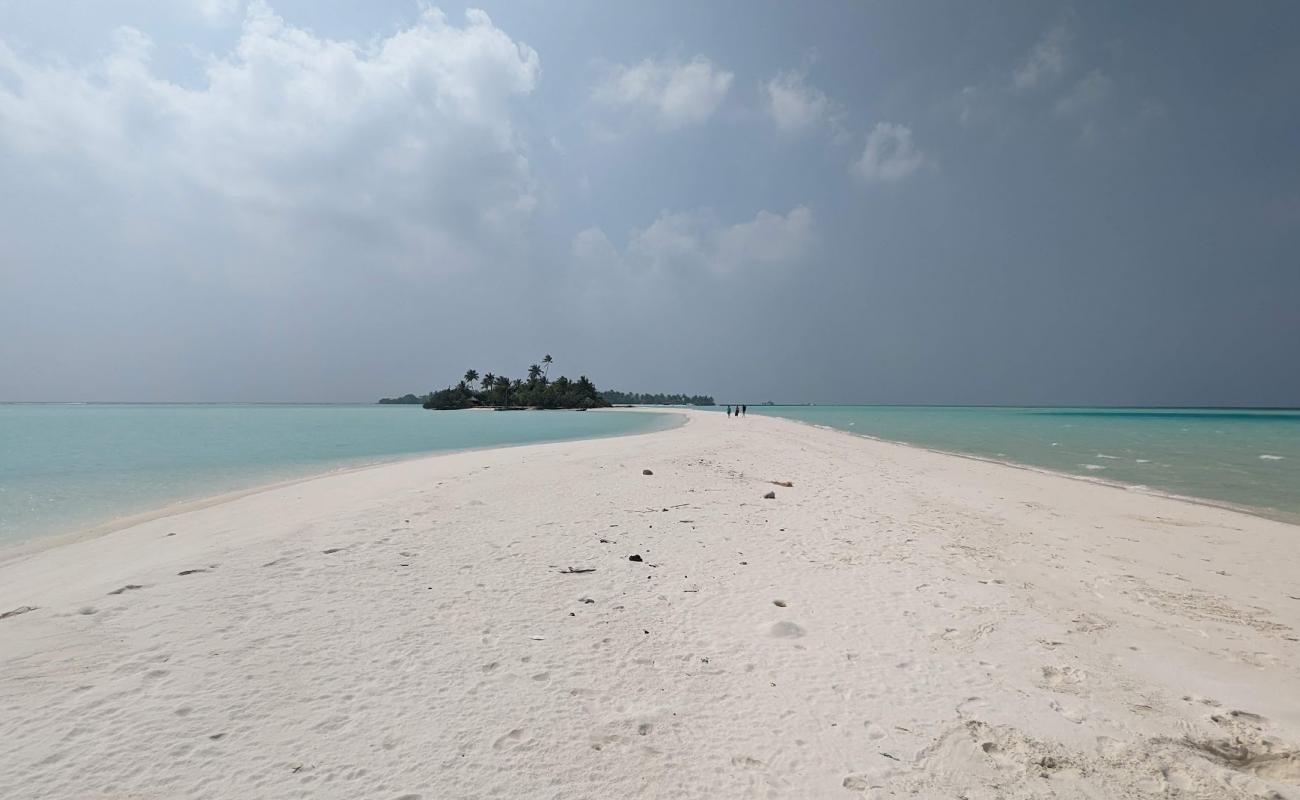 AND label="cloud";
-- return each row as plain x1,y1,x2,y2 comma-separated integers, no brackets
1013,24,1068,91
593,55,732,129
0,3,541,275
1054,69,1112,118
195,0,244,25
573,206,813,275
763,70,836,135
572,226,622,267
715,207,815,270
853,123,926,183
